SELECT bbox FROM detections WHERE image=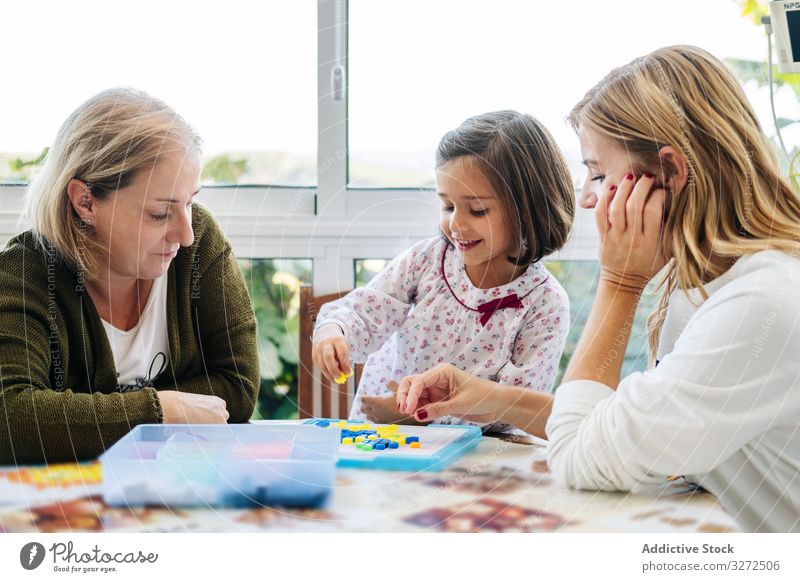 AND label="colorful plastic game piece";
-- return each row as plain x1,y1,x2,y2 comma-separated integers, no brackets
410,442,421,449
333,369,355,385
